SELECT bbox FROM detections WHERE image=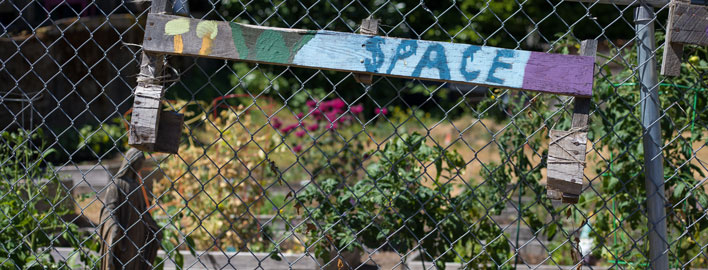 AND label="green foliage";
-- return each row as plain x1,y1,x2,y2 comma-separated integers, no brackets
50,117,128,163
153,206,197,270
475,33,708,267
0,130,99,269
296,133,512,269
587,35,708,266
